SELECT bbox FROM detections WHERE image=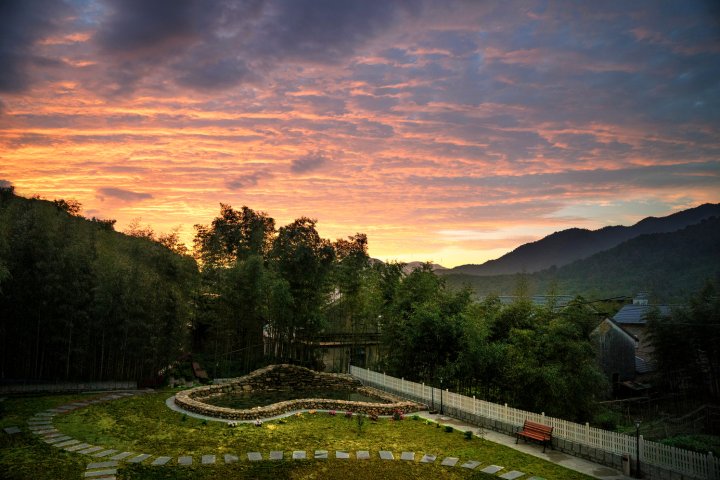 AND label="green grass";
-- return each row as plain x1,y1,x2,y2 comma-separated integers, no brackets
1,390,595,479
